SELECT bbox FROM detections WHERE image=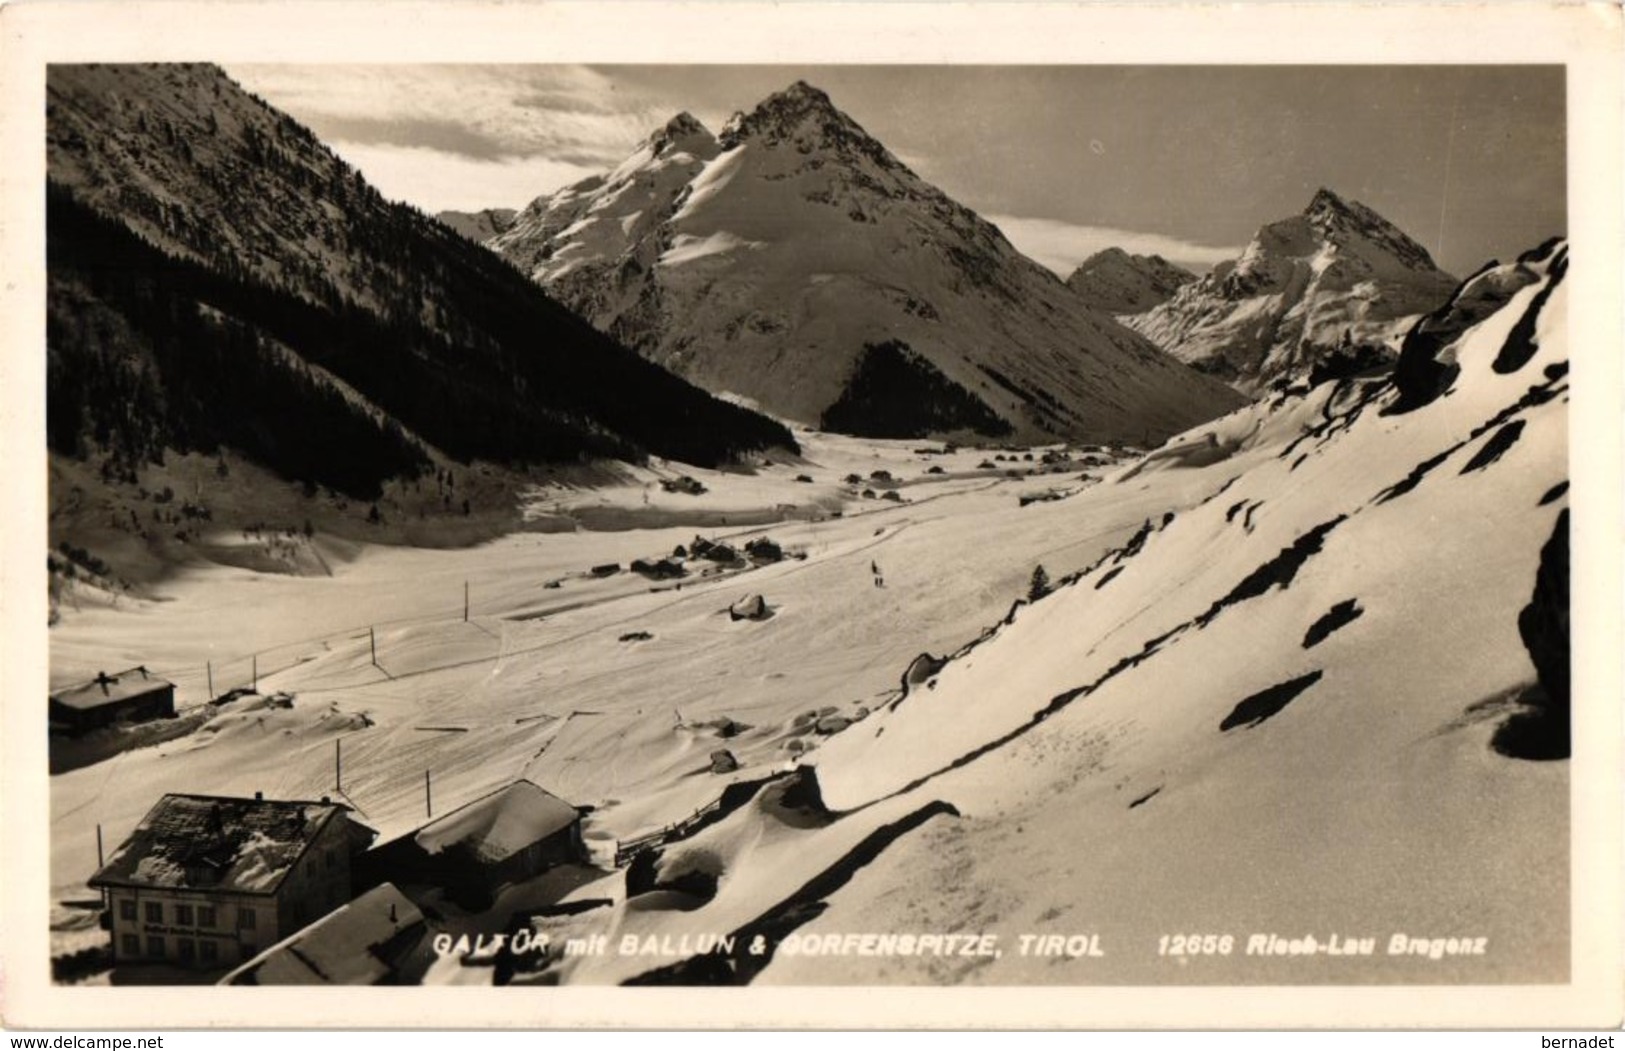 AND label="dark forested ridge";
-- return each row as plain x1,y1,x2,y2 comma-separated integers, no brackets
45,63,795,502
52,185,428,500
820,340,1013,439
